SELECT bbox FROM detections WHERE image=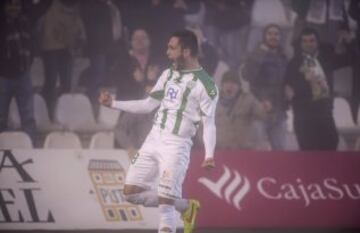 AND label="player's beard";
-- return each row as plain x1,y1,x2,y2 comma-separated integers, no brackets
172,55,186,70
